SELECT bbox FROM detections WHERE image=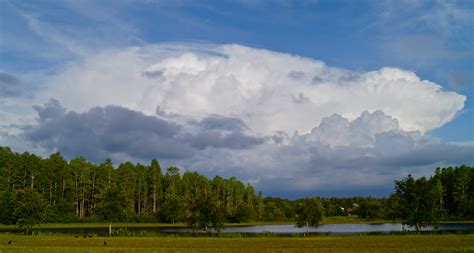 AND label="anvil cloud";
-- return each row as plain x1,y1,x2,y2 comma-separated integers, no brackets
41,44,465,135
